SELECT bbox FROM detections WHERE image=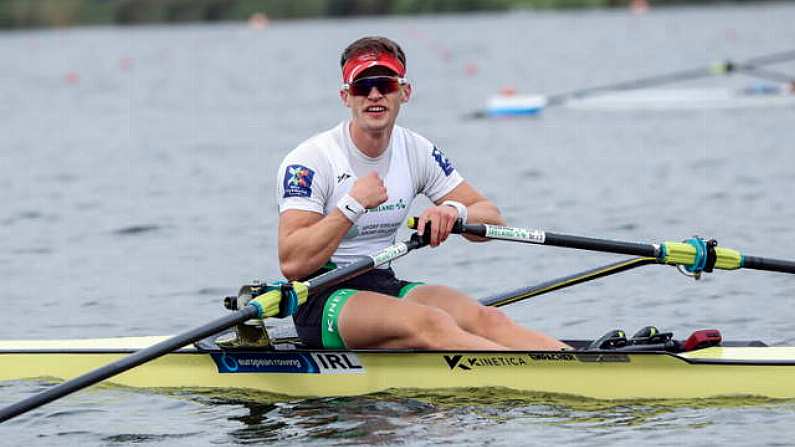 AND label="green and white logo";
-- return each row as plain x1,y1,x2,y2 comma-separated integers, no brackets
368,198,408,213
